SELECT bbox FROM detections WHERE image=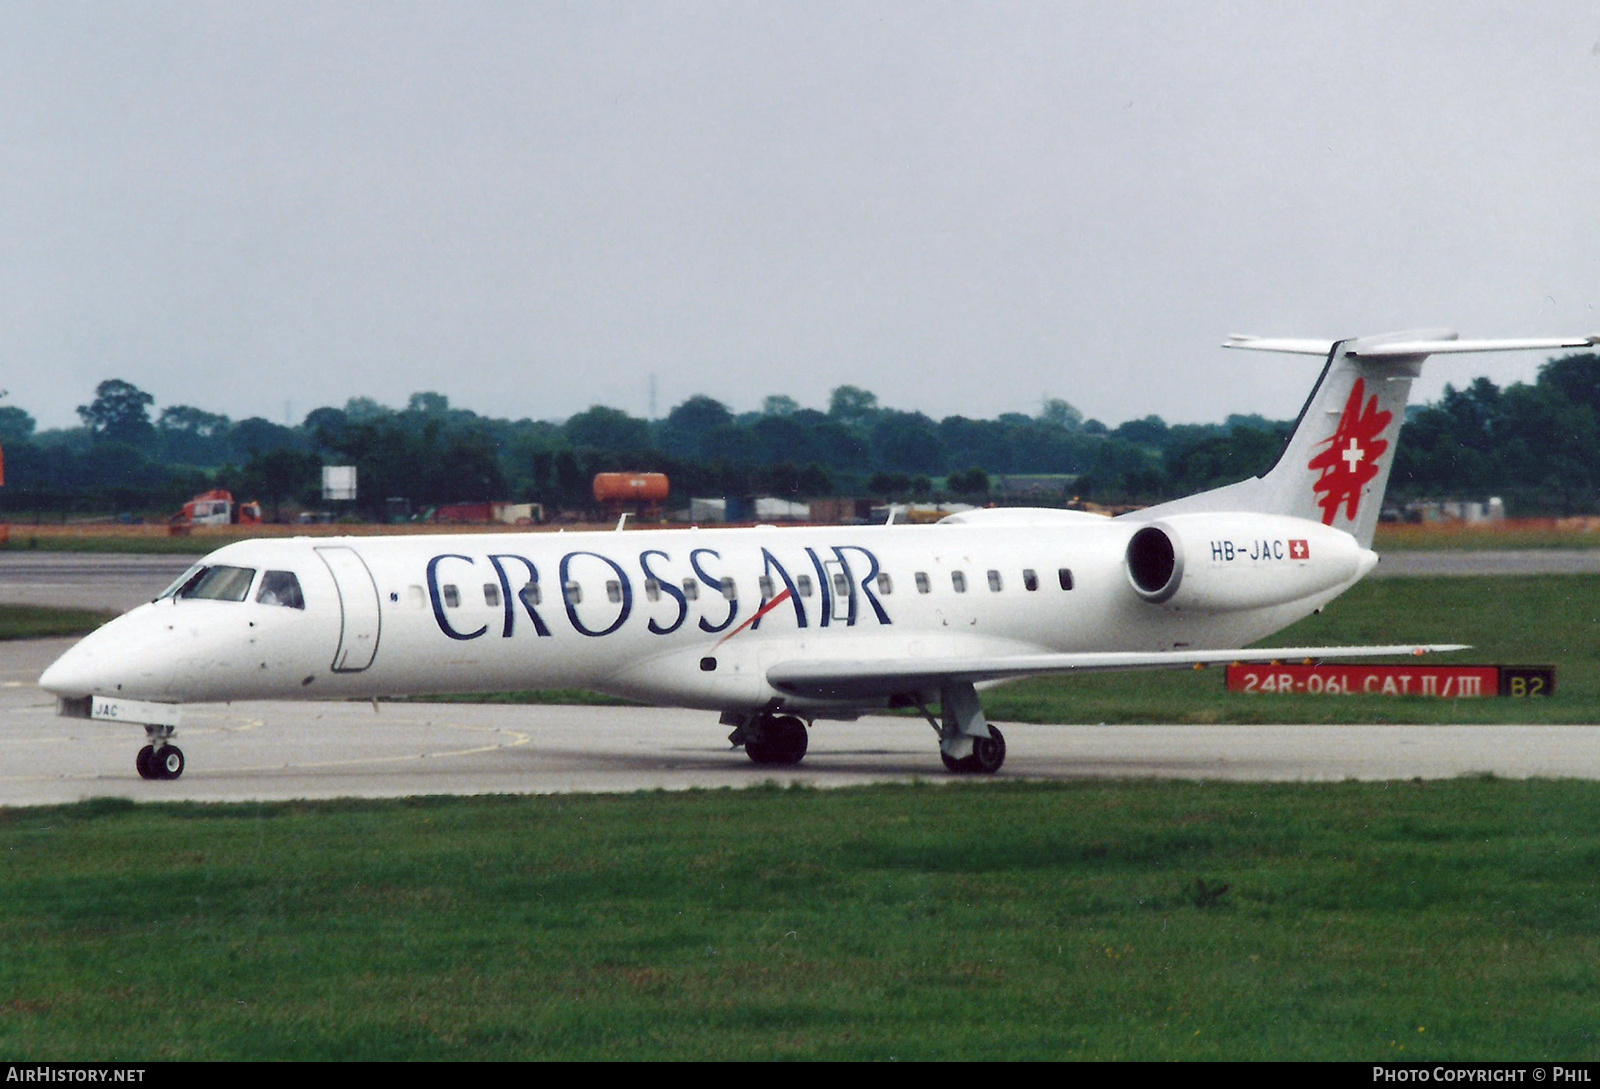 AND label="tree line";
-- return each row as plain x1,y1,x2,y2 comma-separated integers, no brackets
2,354,1597,520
